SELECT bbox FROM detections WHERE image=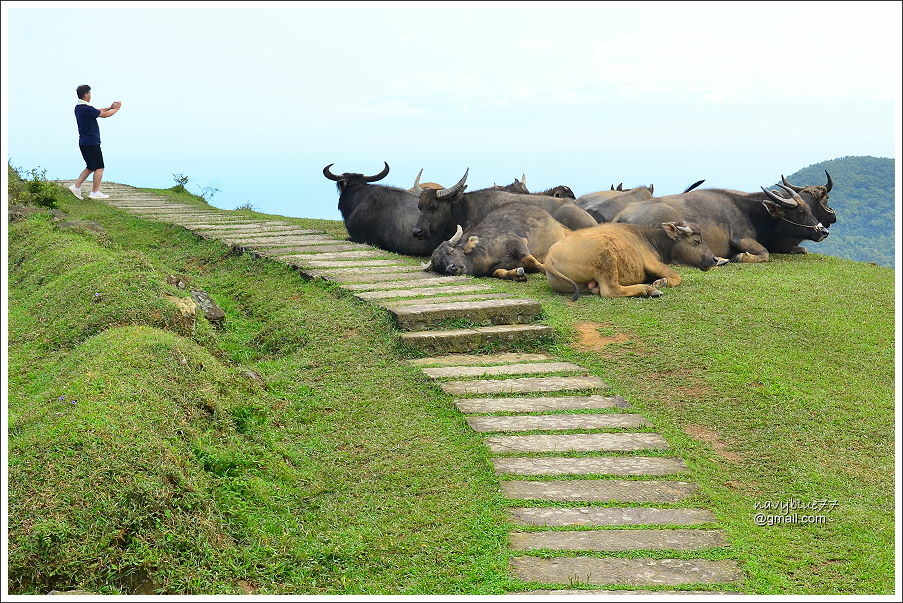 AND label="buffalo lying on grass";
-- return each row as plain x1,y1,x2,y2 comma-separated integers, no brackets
423,204,570,281
544,221,727,299
613,184,829,263
324,162,445,256
412,168,596,242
